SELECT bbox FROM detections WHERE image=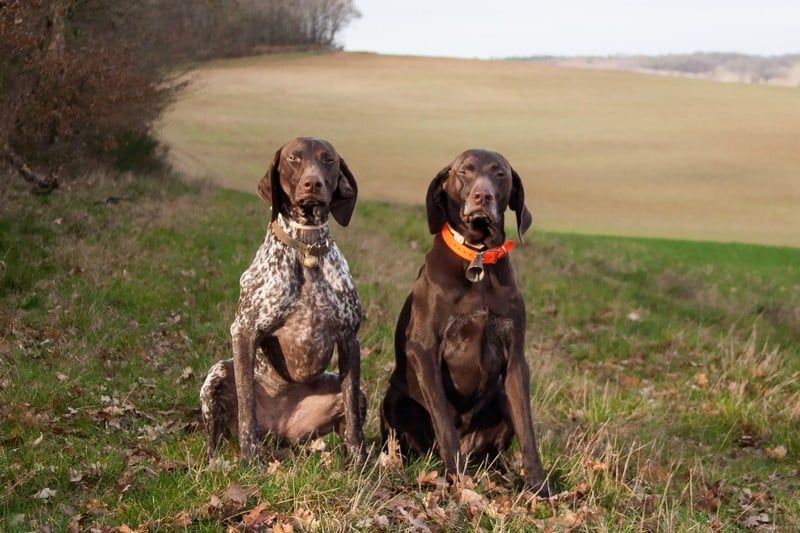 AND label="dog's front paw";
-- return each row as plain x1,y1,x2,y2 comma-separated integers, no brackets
523,478,551,499
238,436,262,467
347,442,368,464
